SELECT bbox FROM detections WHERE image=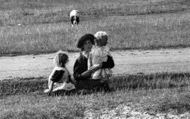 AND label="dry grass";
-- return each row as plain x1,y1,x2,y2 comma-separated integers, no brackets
0,0,190,55
0,73,190,119
1,72,190,96
0,73,190,118
1,0,190,117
